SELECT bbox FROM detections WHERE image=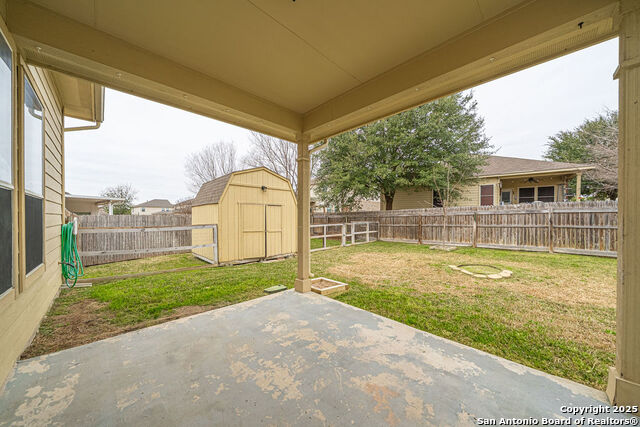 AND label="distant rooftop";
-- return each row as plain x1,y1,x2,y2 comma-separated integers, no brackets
479,156,594,177
132,199,173,208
